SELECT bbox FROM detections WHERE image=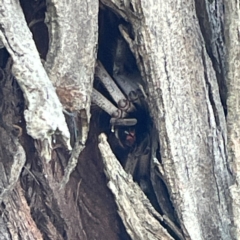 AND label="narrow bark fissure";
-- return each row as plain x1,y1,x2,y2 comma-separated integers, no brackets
163,54,170,84
195,0,227,115
201,48,221,127
97,7,148,183
20,0,48,60
97,6,183,239
200,47,223,205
